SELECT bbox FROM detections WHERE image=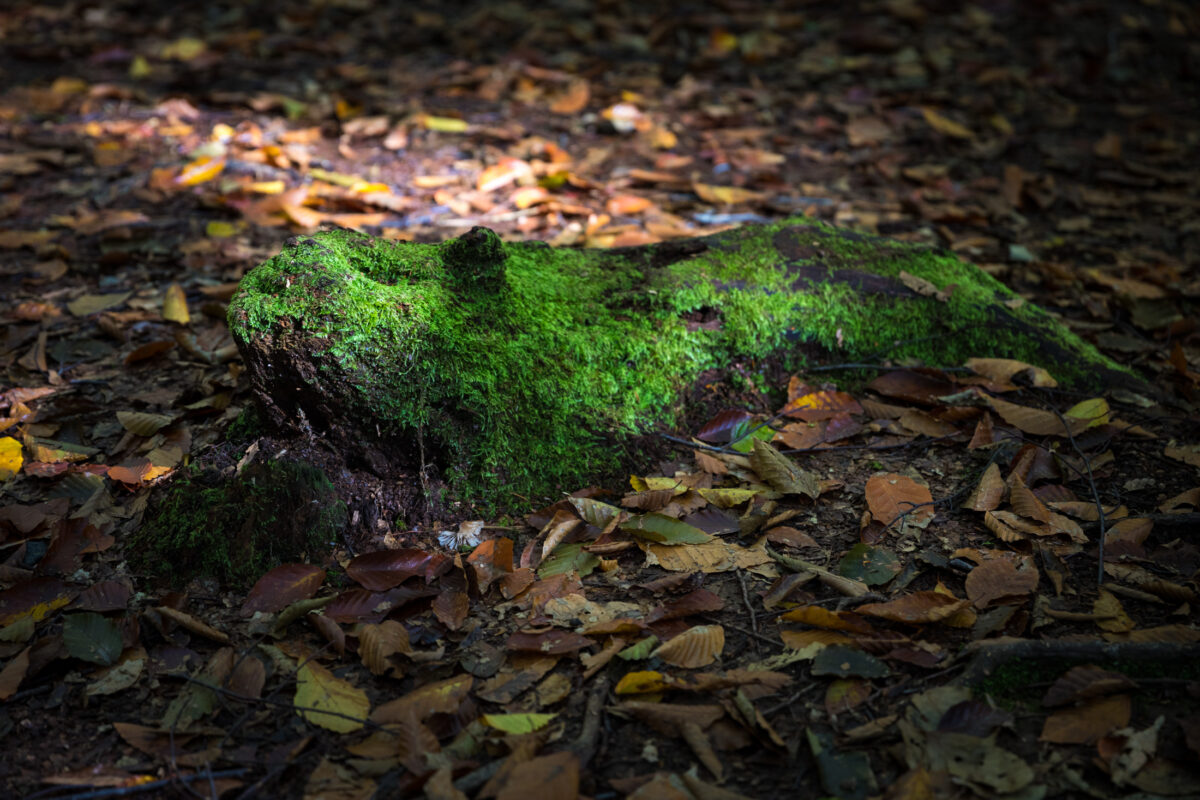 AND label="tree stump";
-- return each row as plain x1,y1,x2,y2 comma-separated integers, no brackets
227,218,1140,508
